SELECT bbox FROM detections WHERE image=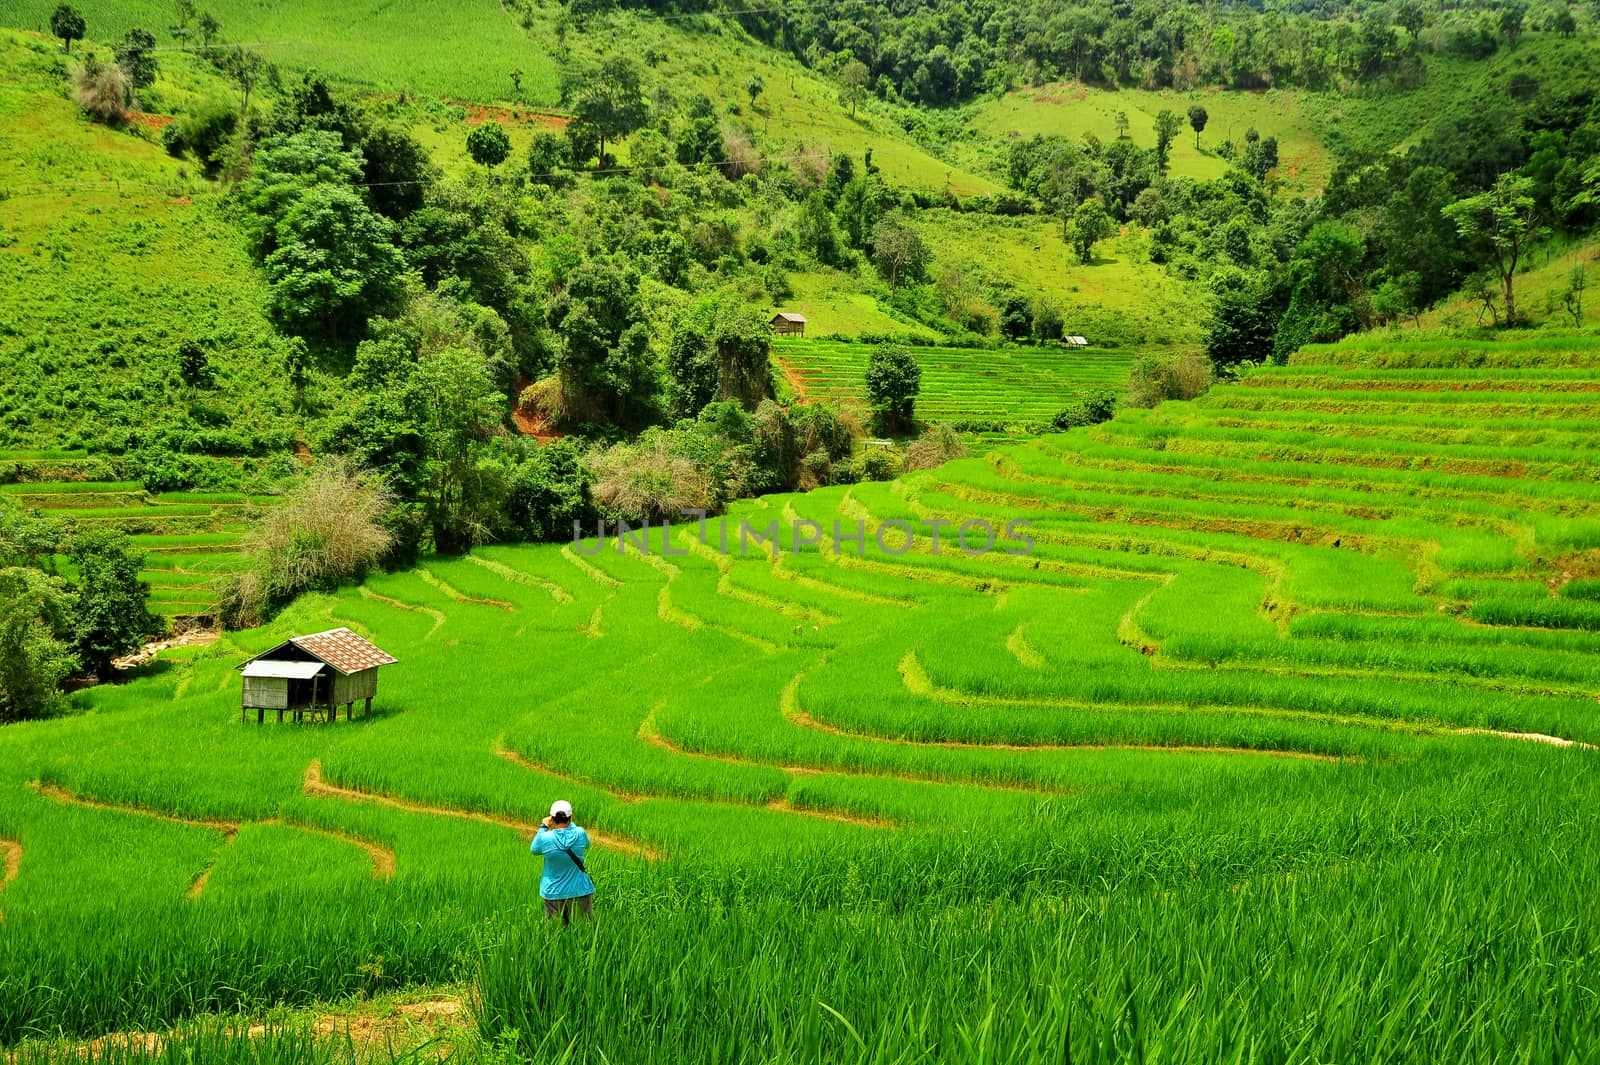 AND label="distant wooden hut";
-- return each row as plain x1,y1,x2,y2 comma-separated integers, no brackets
770,312,807,336
1064,335,1090,347
237,628,397,723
